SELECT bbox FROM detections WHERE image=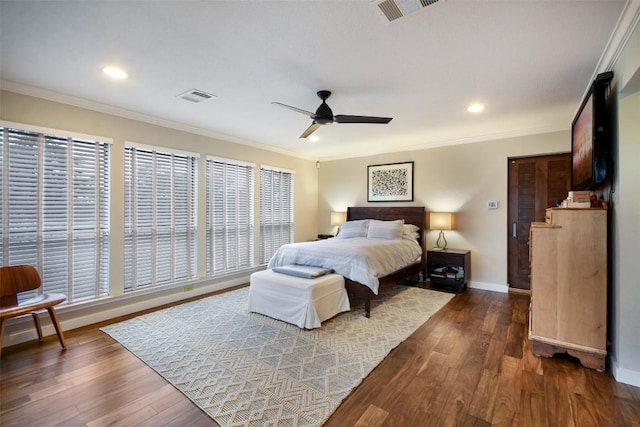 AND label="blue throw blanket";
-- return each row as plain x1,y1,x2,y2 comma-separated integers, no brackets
272,264,334,279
